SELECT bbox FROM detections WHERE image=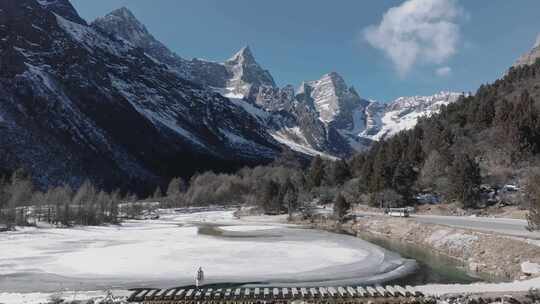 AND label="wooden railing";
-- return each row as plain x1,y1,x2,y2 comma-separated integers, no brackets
127,285,424,303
